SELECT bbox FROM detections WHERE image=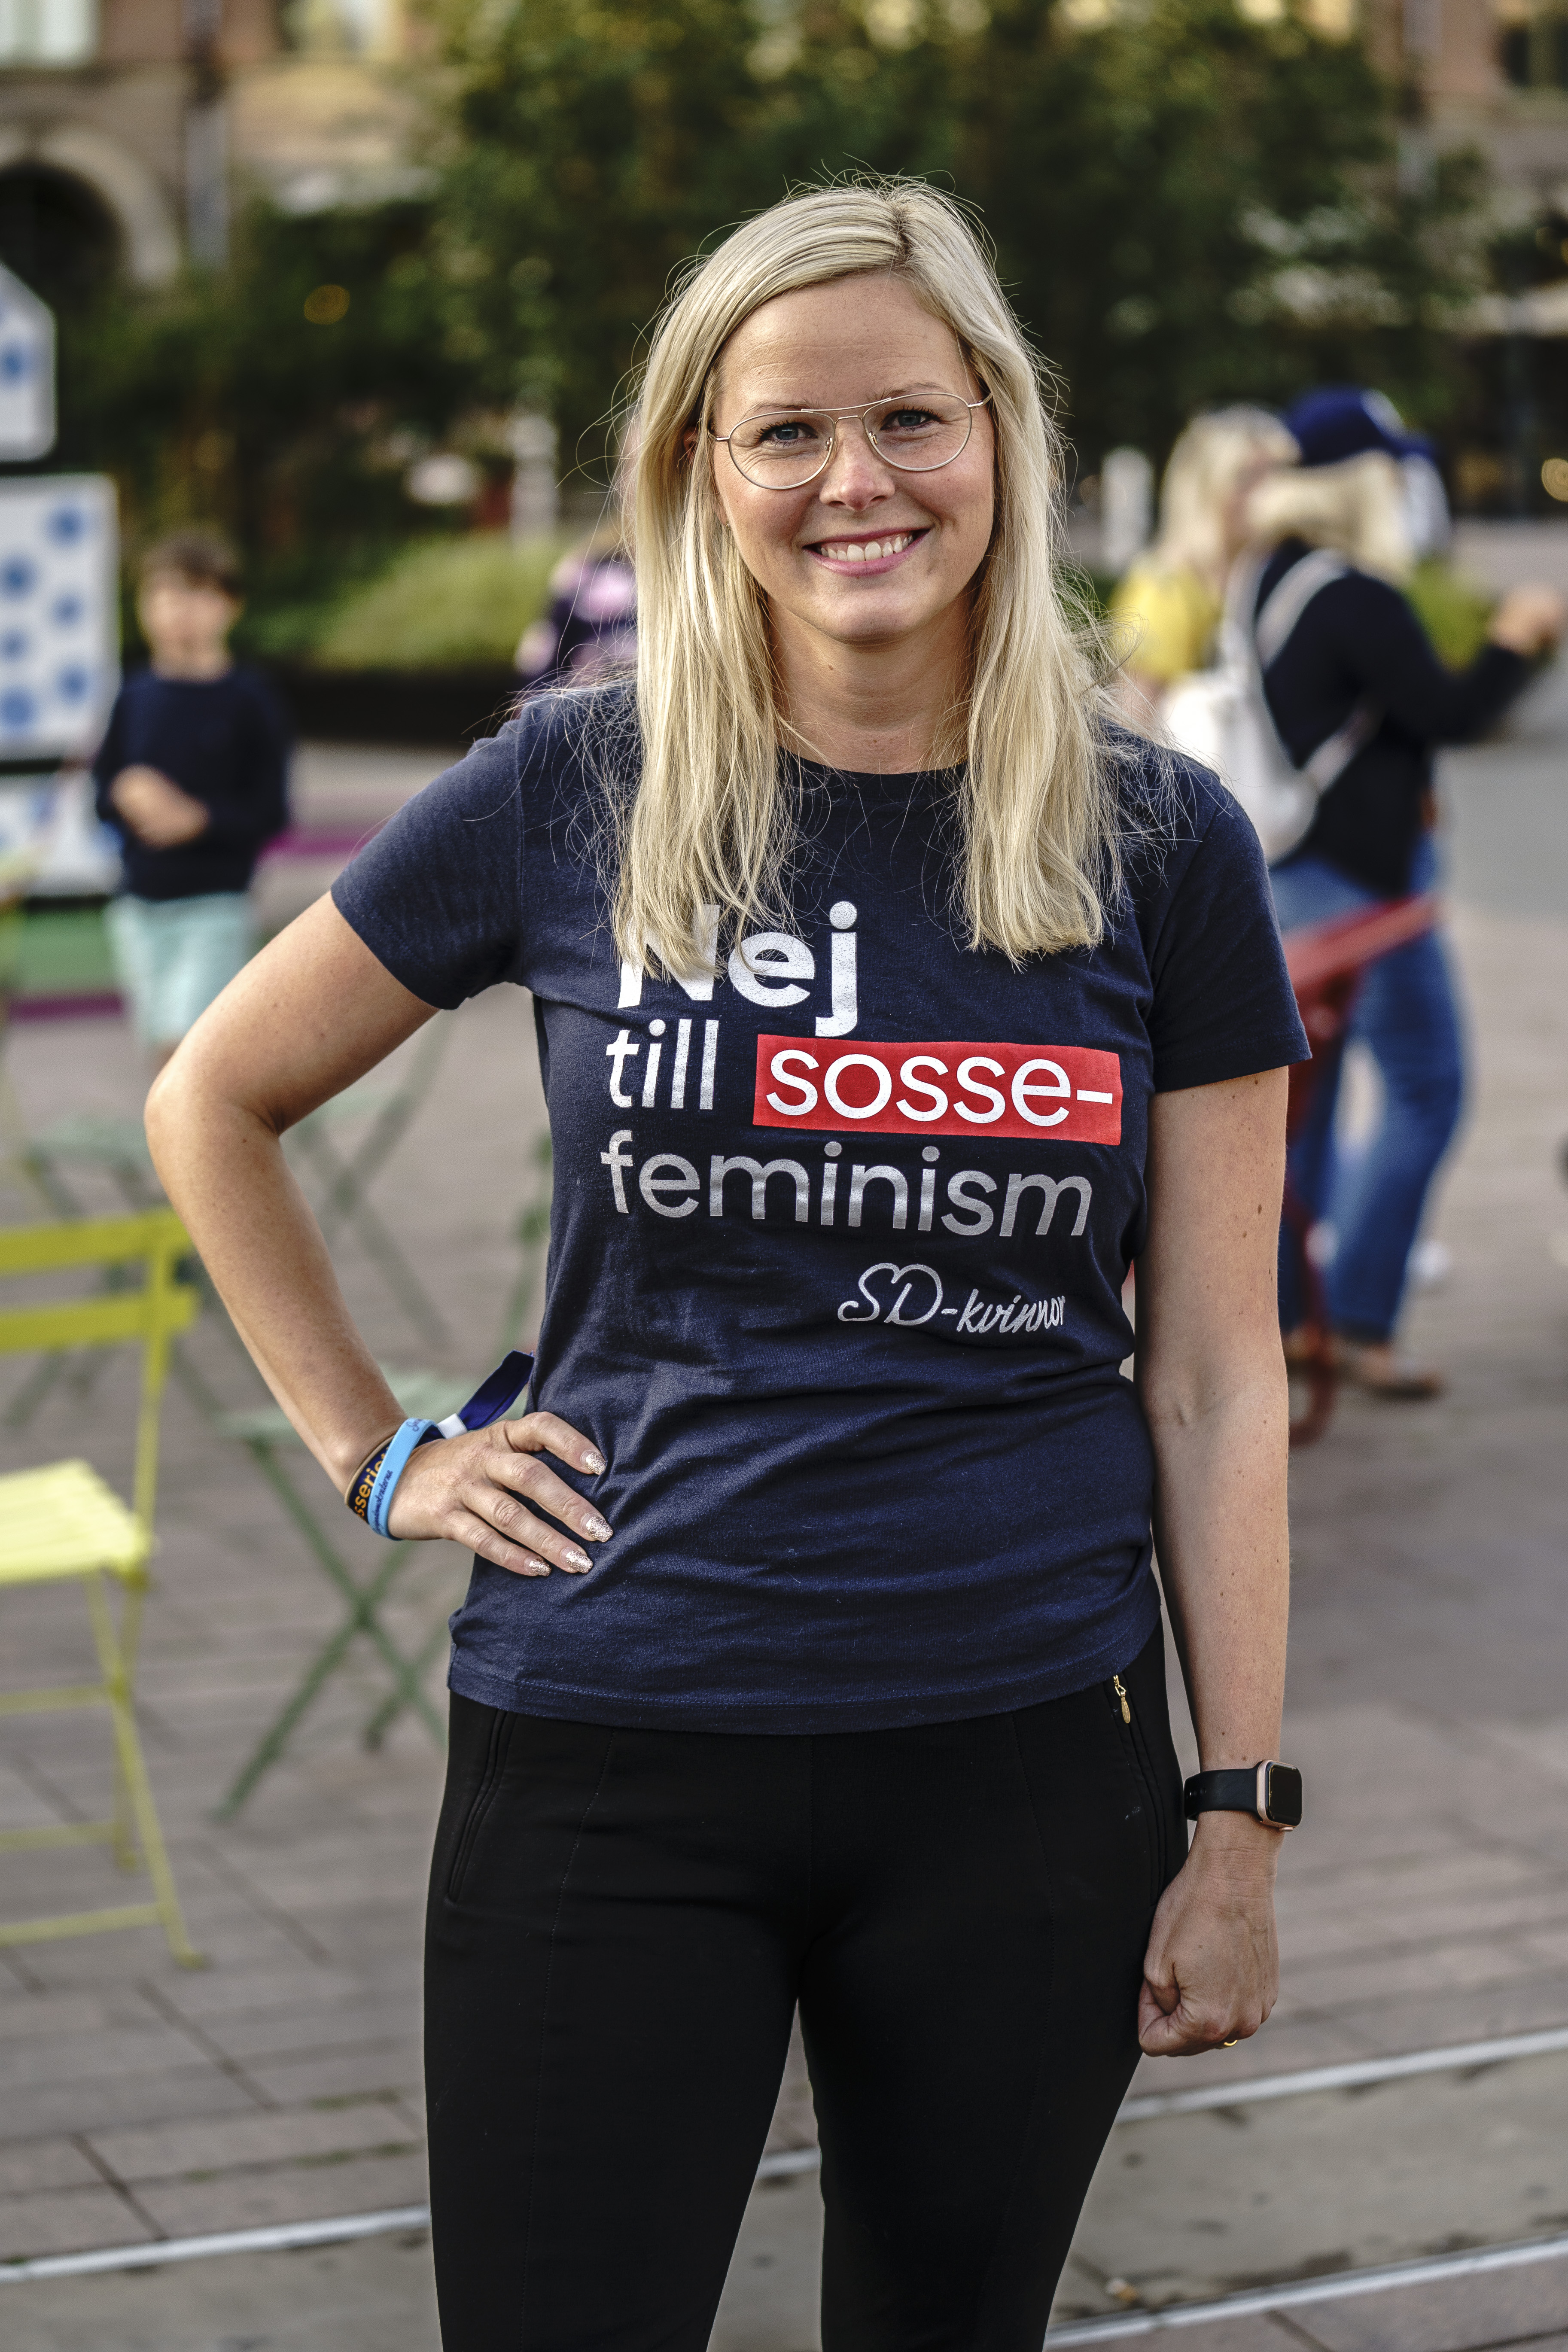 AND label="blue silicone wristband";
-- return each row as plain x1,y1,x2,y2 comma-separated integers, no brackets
363,1418,438,1538
349,1351,536,1540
